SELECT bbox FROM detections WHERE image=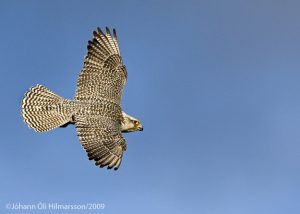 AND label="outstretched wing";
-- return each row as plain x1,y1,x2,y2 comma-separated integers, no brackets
75,27,127,104
75,27,127,169
76,115,126,170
